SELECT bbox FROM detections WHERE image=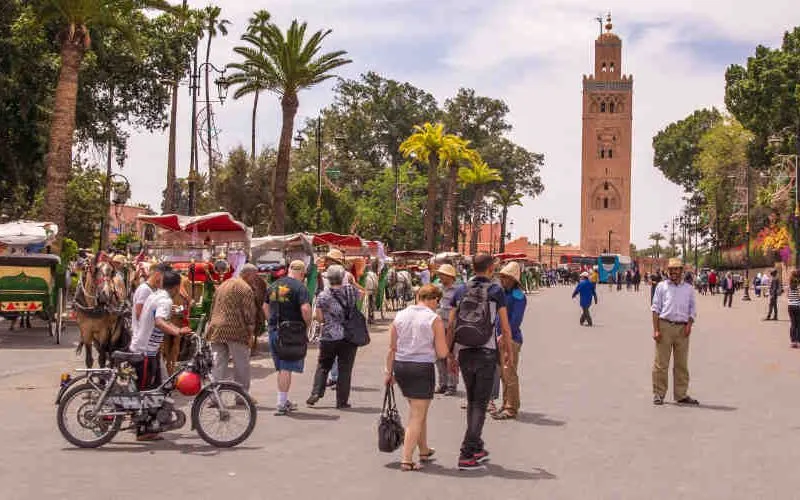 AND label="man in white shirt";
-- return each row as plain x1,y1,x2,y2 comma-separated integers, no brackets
131,263,169,338
651,258,698,406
